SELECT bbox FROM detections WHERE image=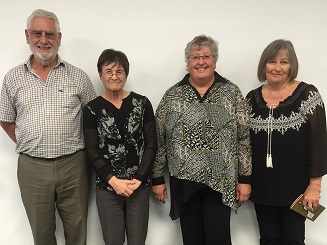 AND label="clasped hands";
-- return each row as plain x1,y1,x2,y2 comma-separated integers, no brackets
108,176,141,197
